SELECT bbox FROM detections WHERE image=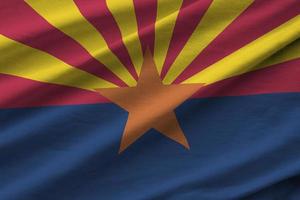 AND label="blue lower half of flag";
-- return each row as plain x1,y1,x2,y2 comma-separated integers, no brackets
0,93,300,200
